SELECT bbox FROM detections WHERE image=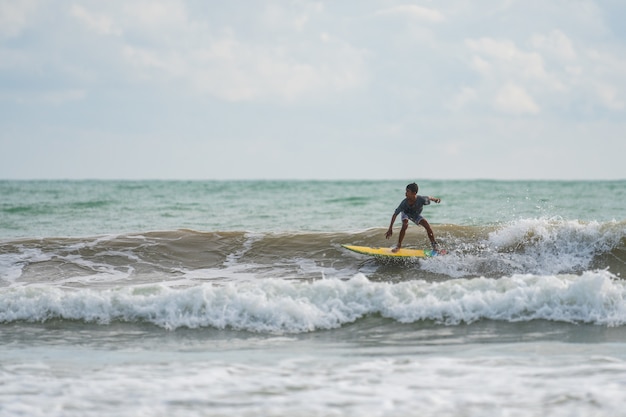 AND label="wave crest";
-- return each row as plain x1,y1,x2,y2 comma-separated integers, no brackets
2,271,625,332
